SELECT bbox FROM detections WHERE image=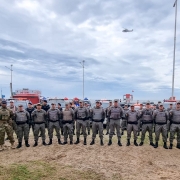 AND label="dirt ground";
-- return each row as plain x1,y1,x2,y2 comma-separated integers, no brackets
0,130,180,180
